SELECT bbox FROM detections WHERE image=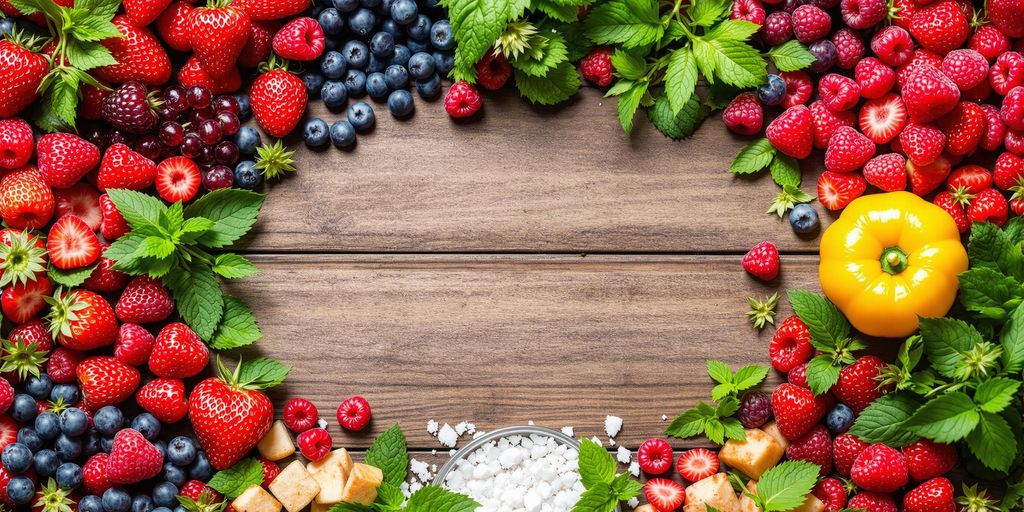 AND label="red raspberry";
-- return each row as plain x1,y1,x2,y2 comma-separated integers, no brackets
968,188,1009,226
980,104,1008,152
580,47,615,87
814,477,849,511
259,458,280,487
1008,128,1024,156
0,379,12,414
0,119,33,171
722,92,764,135
742,240,780,281
787,363,809,387
444,81,483,118
1002,86,1024,131
849,492,897,512
851,444,909,493
114,324,155,367
990,51,1024,96
833,433,869,477
474,51,512,91
831,28,864,70
47,348,84,384
296,427,332,461
769,315,812,372
791,5,831,43
941,49,989,91
969,25,1011,61
841,0,886,29
283,397,319,433
902,439,957,482
895,49,943,90
962,77,993,103
809,100,856,149
731,0,766,25
737,391,773,428
767,105,814,158
636,438,674,475
786,425,833,474
819,73,861,112
780,71,813,108
761,11,793,46
863,153,907,192
825,126,876,172
871,26,913,67
180,481,221,502
336,396,372,431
